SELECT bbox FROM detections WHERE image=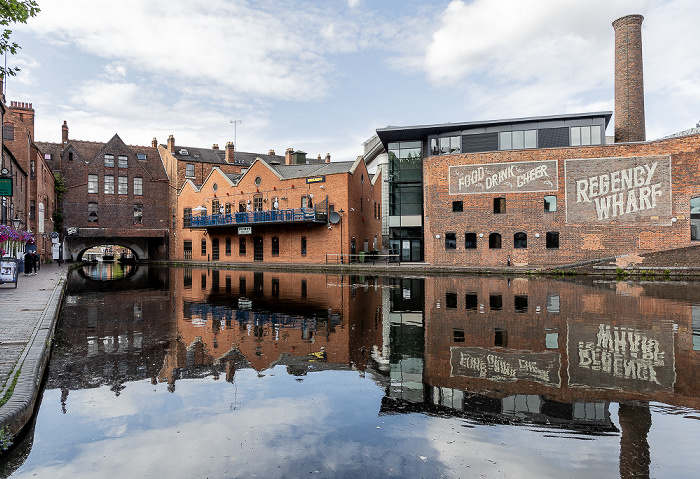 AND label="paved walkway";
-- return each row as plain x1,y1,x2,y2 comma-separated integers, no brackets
0,262,68,437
